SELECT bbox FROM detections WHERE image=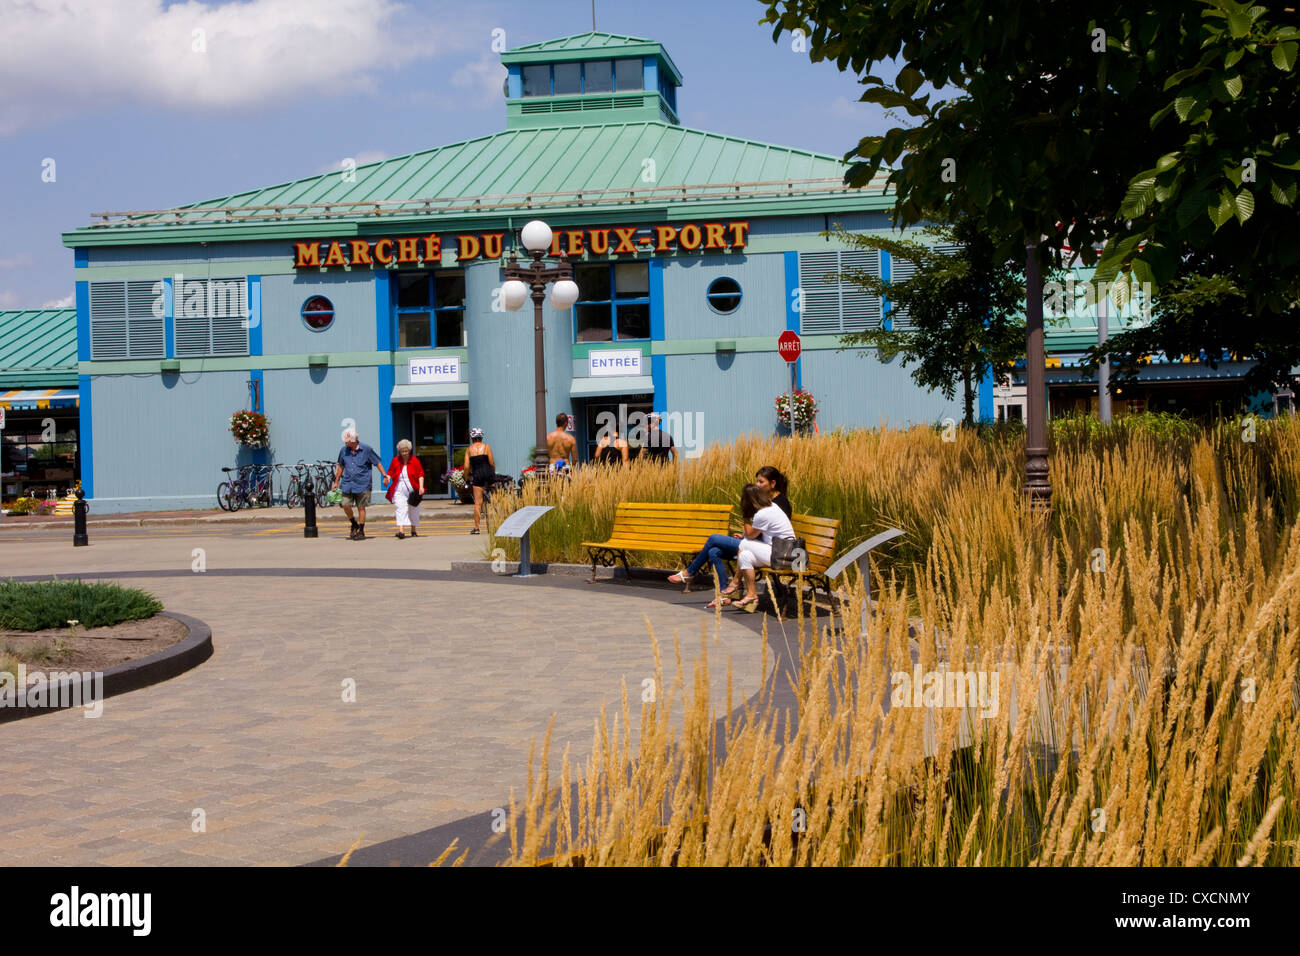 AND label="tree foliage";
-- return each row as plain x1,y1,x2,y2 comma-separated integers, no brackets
760,0,1300,394
833,215,1027,425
